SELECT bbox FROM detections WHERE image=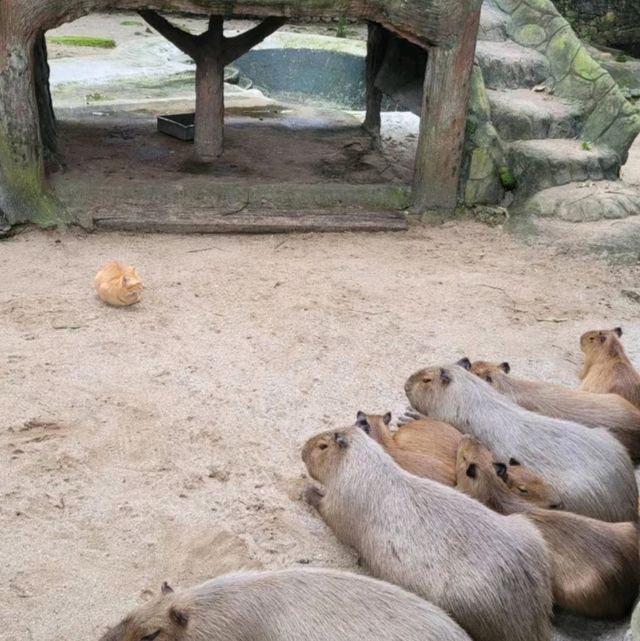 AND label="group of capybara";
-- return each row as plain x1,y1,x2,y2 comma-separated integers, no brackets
101,327,640,641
